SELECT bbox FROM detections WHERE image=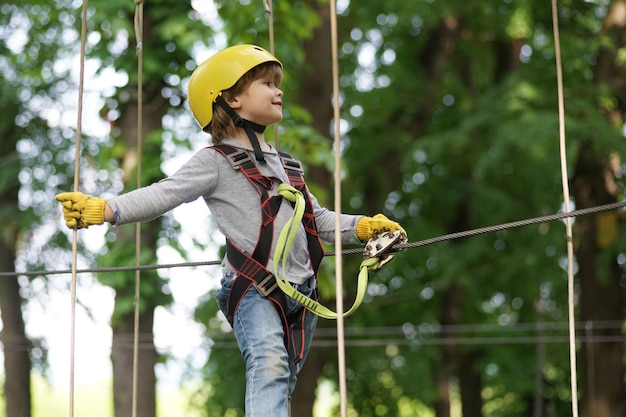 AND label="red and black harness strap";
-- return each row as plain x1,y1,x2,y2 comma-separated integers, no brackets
279,152,325,275
211,144,324,364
